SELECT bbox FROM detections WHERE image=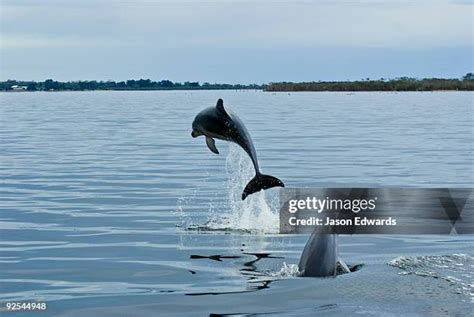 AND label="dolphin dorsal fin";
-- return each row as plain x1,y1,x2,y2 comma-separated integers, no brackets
216,99,228,117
